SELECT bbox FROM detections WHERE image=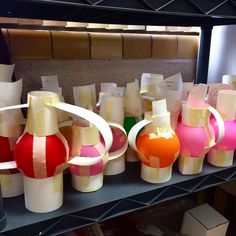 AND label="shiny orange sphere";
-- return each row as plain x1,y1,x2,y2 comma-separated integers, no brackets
136,132,180,168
